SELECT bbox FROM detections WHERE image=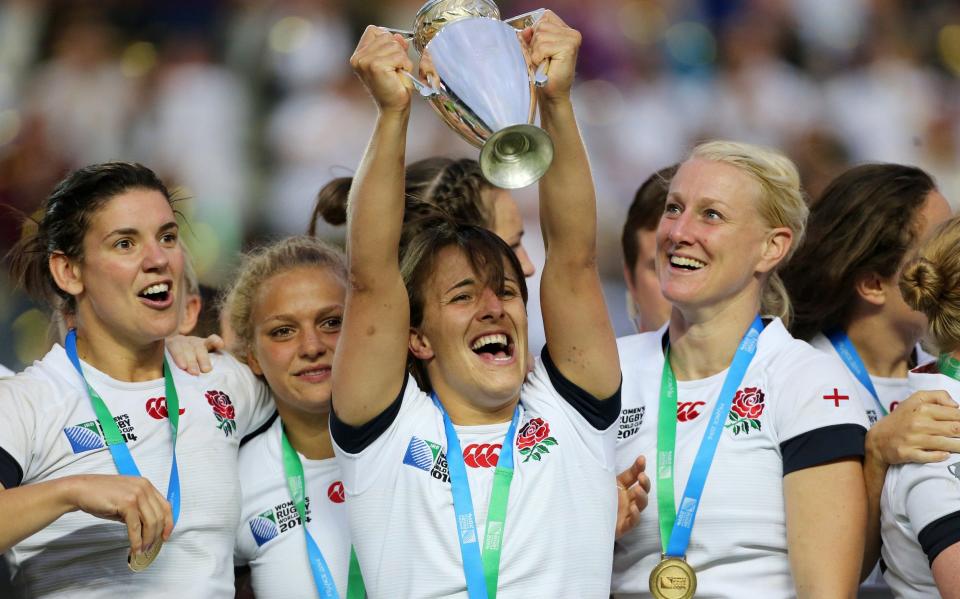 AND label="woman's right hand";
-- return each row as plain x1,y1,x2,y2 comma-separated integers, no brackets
166,334,223,376
350,26,414,114
866,390,960,465
66,474,173,557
